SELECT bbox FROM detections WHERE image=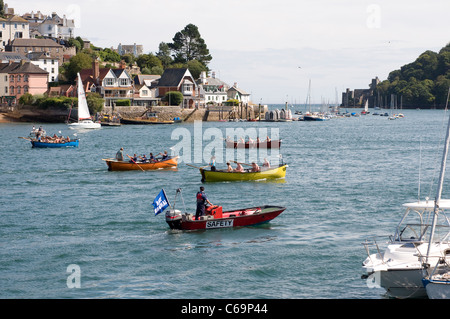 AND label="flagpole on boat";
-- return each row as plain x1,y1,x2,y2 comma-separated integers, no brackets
426,87,450,265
